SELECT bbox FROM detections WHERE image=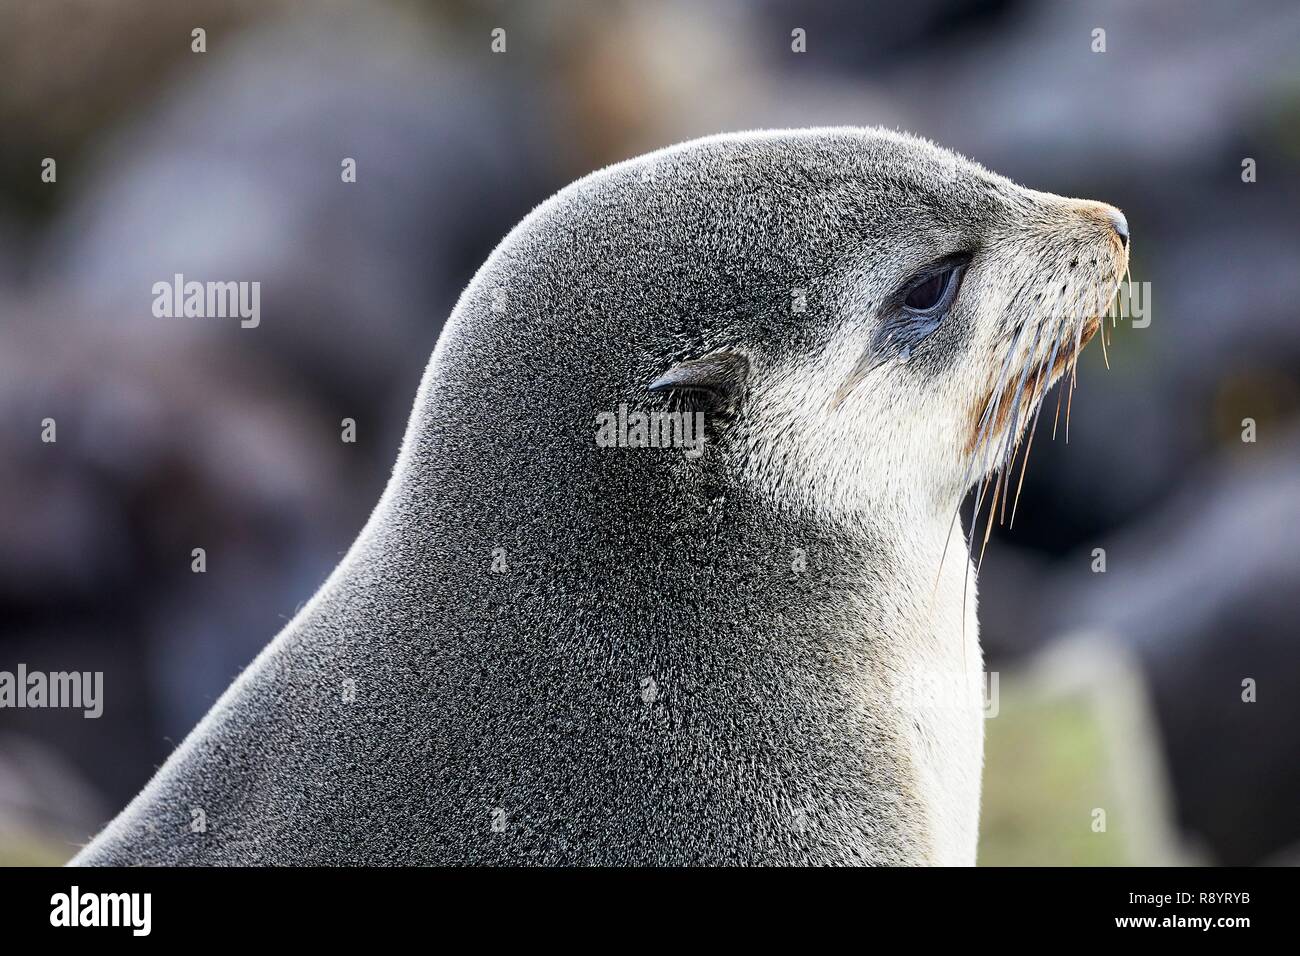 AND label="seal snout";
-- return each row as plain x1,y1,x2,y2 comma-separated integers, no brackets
1104,206,1129,247
1070,199,1131,253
